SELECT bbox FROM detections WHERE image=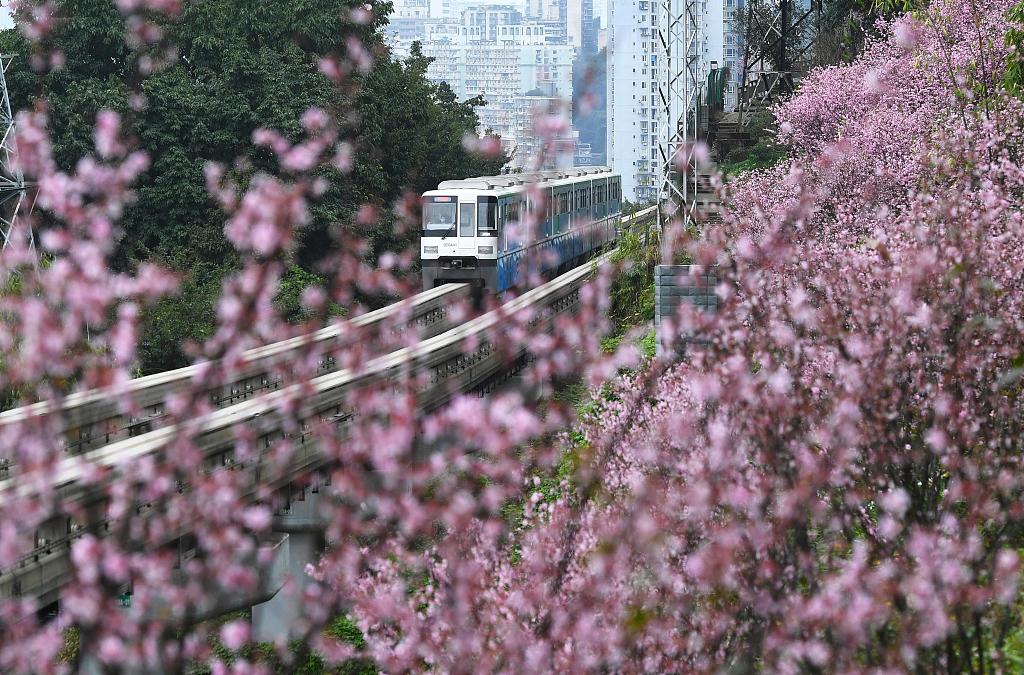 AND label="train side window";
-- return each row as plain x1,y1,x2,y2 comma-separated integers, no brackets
507,202,522,249
477,197,498,236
